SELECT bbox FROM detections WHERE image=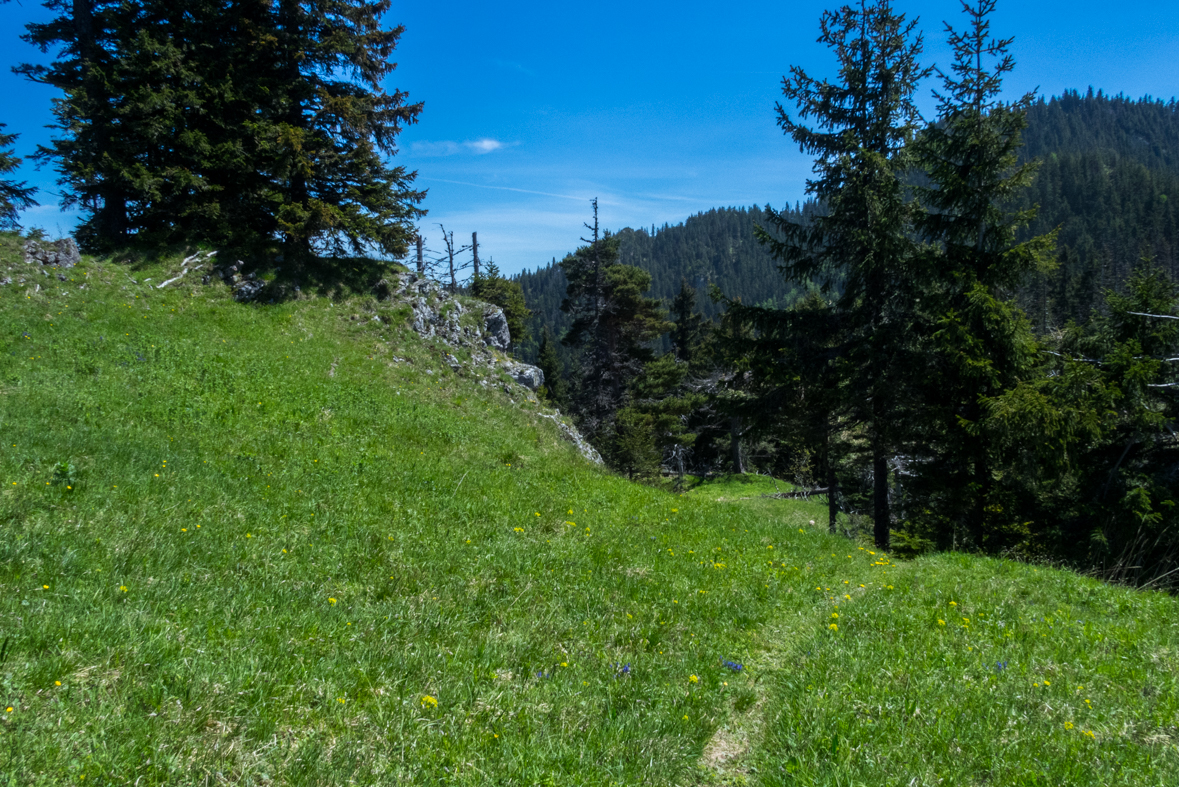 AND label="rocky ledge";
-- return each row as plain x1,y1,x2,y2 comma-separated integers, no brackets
373,271,602,465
